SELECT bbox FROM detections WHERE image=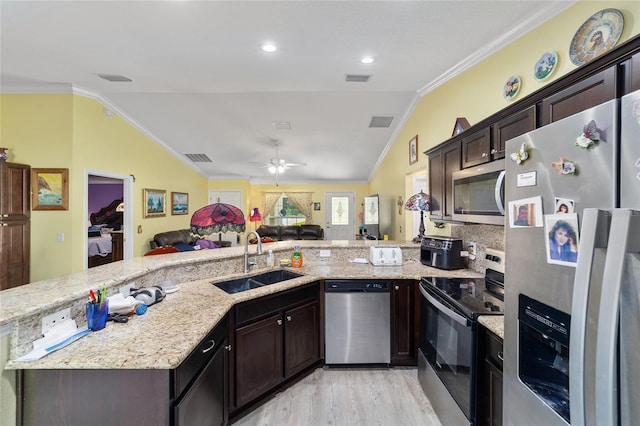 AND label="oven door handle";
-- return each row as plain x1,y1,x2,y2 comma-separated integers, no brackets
494,170,506,215
419,284,468,326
